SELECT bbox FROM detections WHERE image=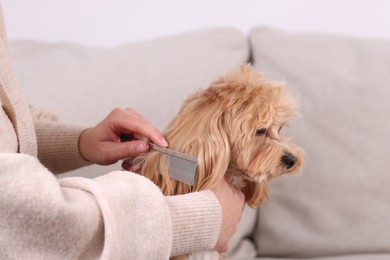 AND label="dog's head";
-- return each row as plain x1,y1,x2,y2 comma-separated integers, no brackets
139,65,304,207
